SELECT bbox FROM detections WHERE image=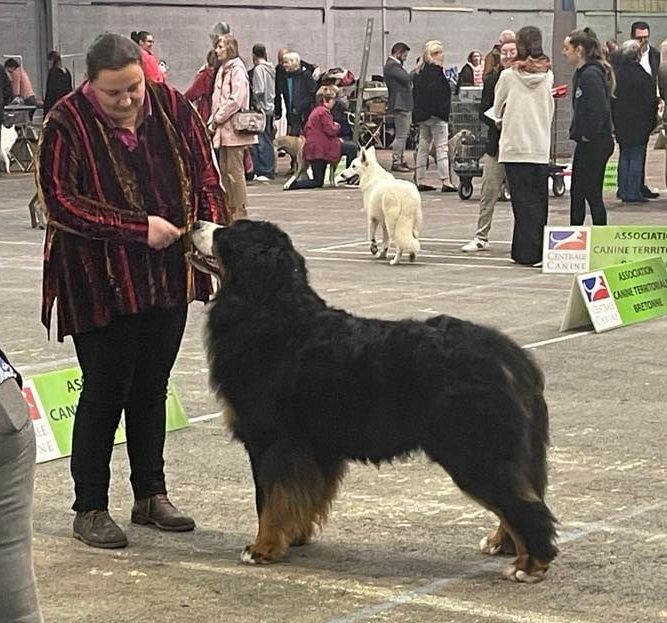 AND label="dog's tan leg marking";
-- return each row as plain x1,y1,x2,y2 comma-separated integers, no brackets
219,394,238,432
502,527,551,583
480,520,516,556
241,456,347,564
